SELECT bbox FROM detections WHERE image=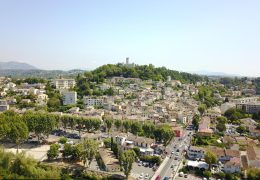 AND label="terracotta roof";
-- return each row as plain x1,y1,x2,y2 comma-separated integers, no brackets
225,157,241,167
225,149,240,158
247,145,260,161
209,146,225,157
